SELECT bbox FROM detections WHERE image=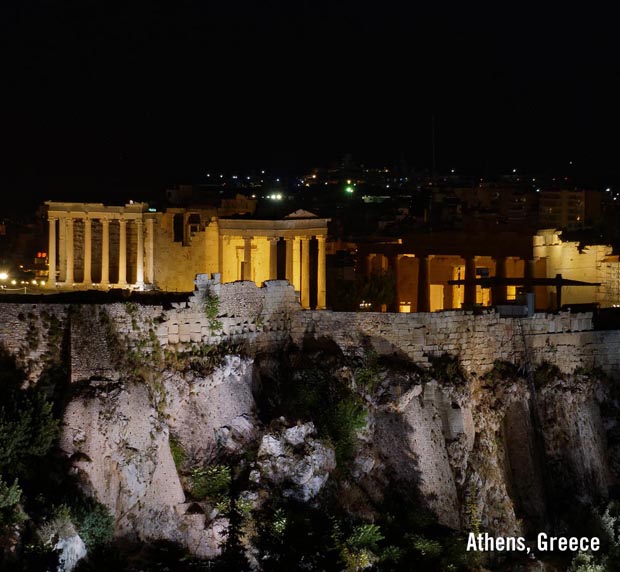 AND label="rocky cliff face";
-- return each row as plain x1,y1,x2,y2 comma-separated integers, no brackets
2,299,619,570
59,325,618,566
